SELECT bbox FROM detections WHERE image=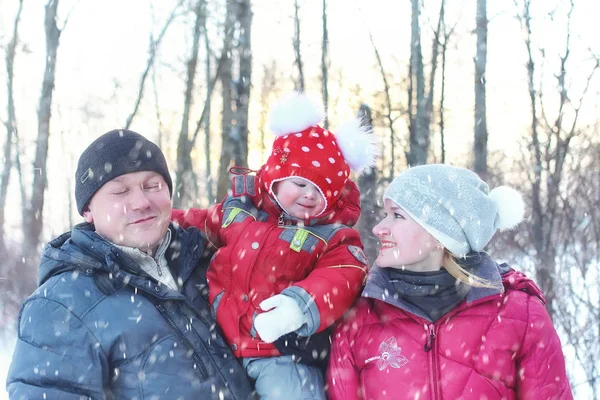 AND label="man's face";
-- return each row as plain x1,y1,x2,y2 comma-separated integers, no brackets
83,171,171,254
